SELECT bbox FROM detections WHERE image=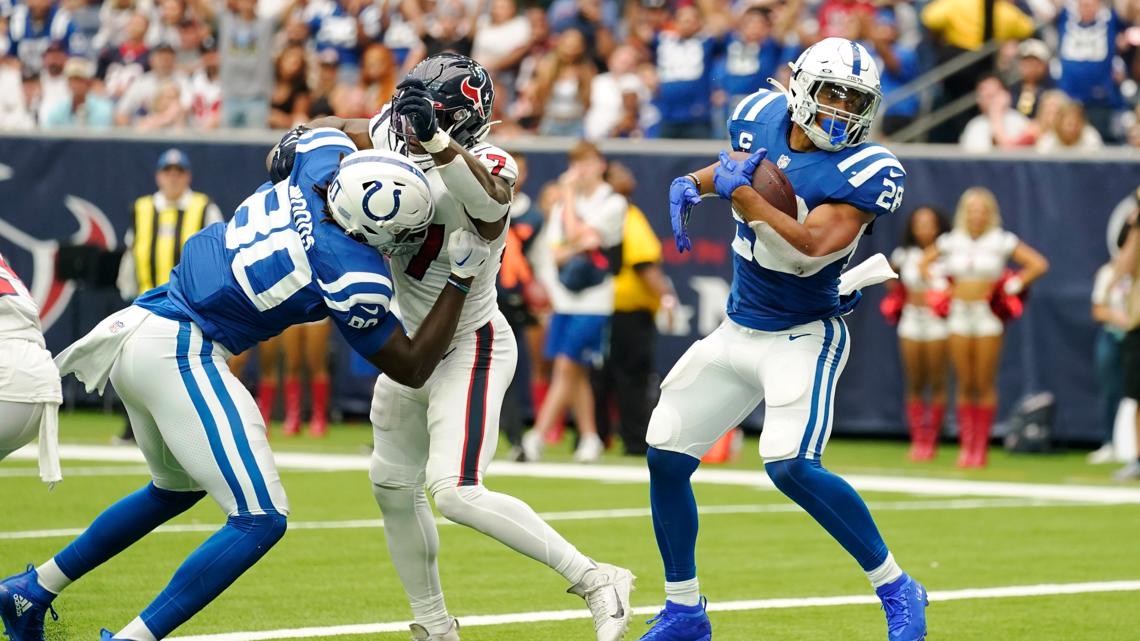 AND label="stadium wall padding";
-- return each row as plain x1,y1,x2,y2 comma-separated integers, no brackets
0,134,1137,443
